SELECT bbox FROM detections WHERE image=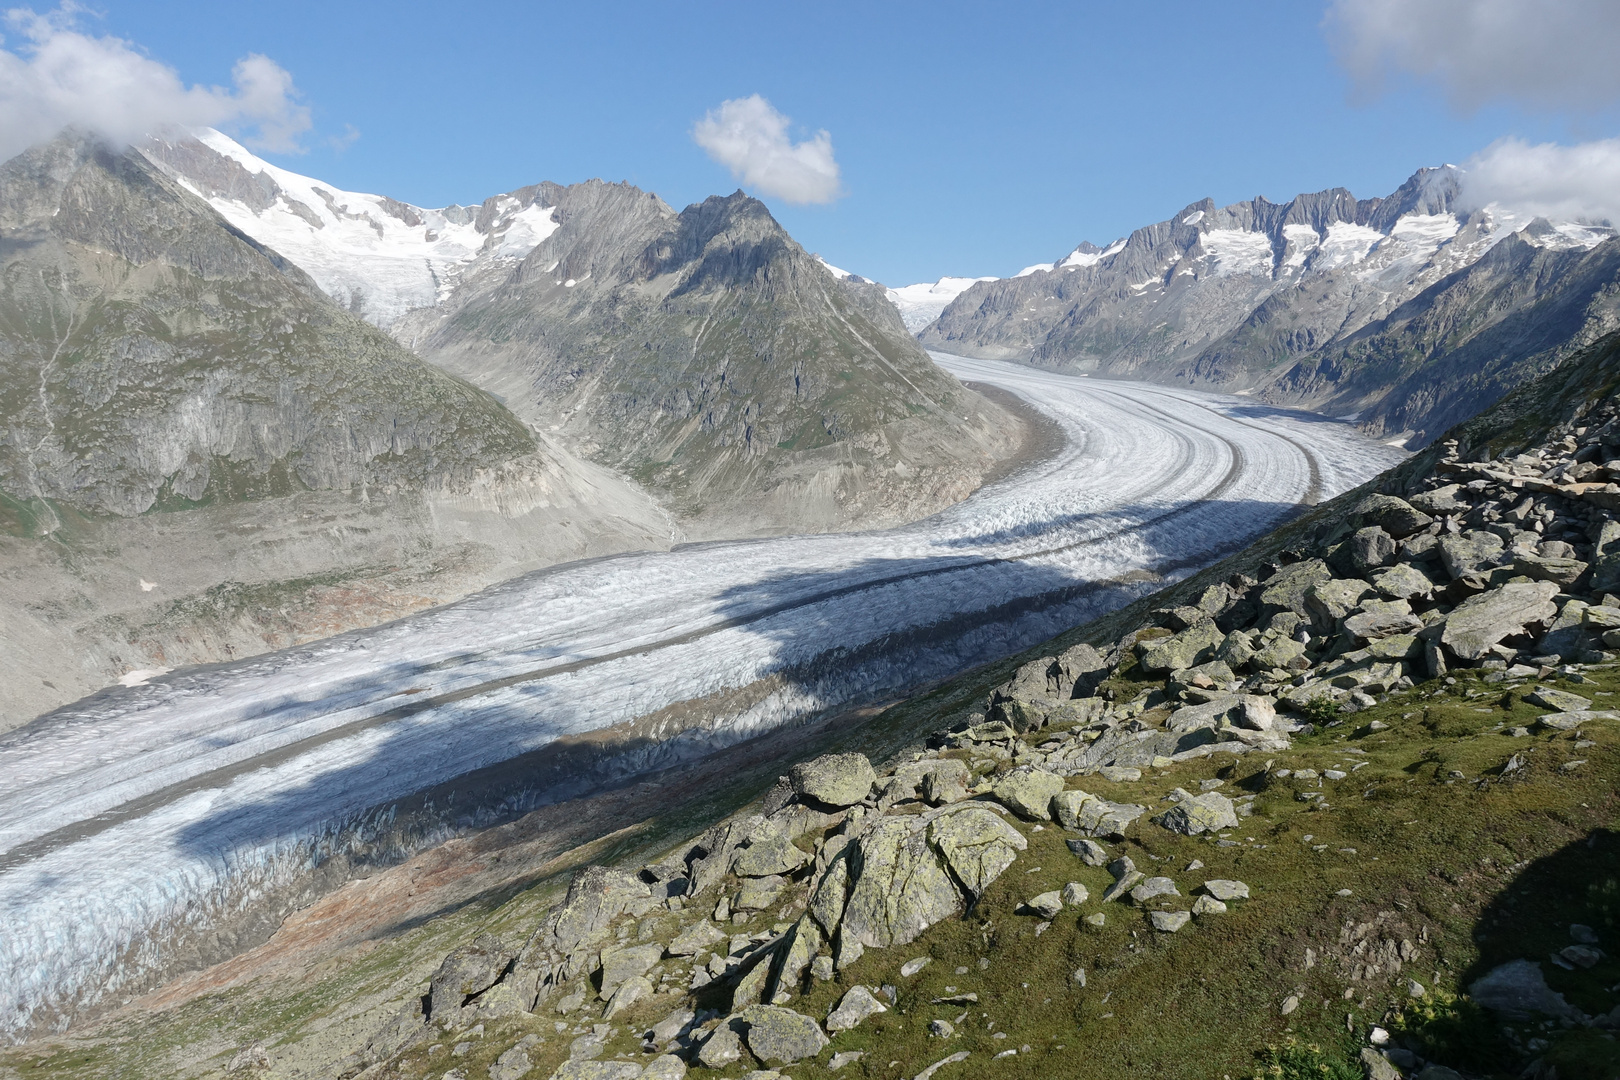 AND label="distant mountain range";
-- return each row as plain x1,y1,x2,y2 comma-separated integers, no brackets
912,167,1620,446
